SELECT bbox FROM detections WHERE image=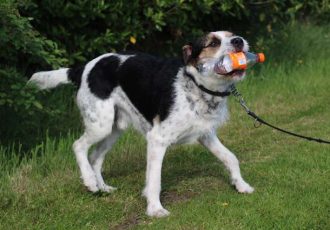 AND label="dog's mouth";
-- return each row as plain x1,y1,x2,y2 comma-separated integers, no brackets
222,69,245,78
211,61,245,78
